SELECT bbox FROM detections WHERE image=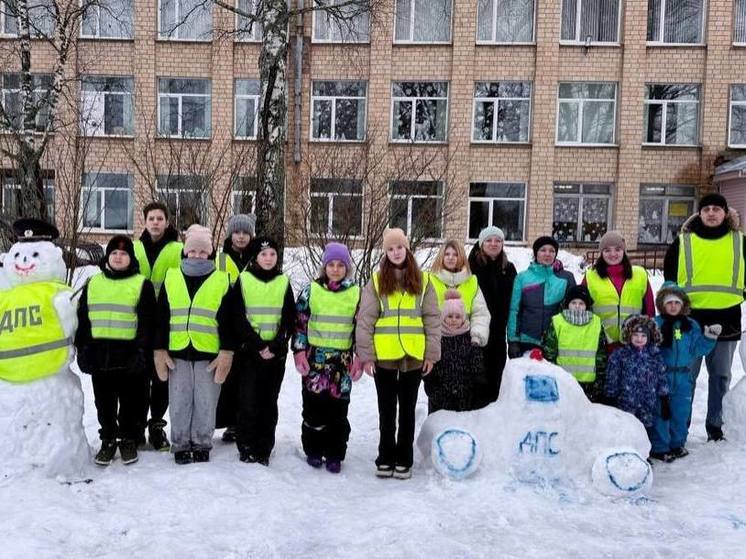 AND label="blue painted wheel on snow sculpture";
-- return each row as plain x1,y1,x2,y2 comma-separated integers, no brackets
591,449,653,497
431,428,482,480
